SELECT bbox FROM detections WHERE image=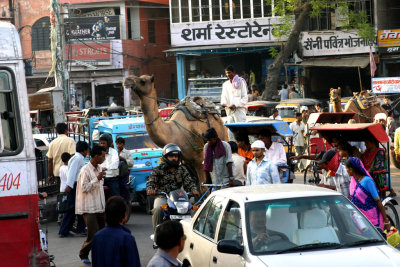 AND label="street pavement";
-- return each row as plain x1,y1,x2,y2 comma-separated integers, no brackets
47,164,400,266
